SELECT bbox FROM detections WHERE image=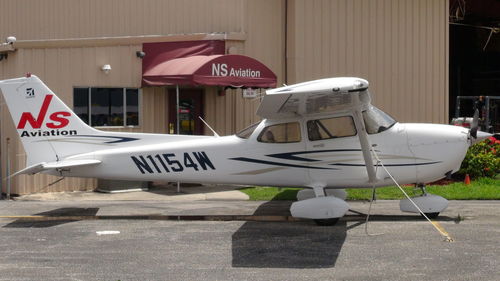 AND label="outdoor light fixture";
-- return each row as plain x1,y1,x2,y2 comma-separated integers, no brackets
101,64,111,74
